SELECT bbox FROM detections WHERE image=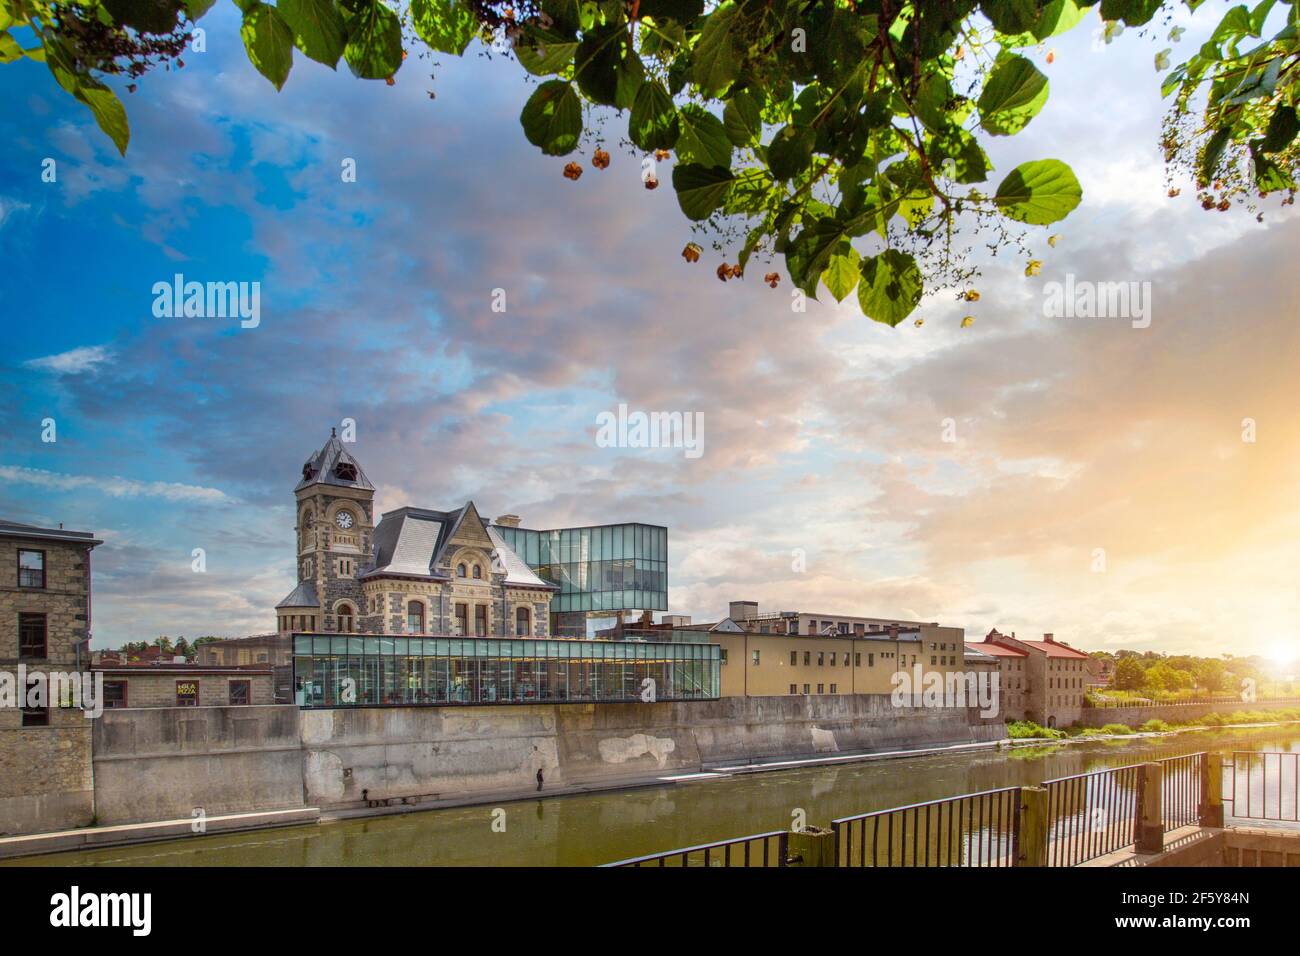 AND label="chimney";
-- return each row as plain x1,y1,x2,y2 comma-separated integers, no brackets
495,514,522,528
729,601,759,622
1043,633,1055,643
